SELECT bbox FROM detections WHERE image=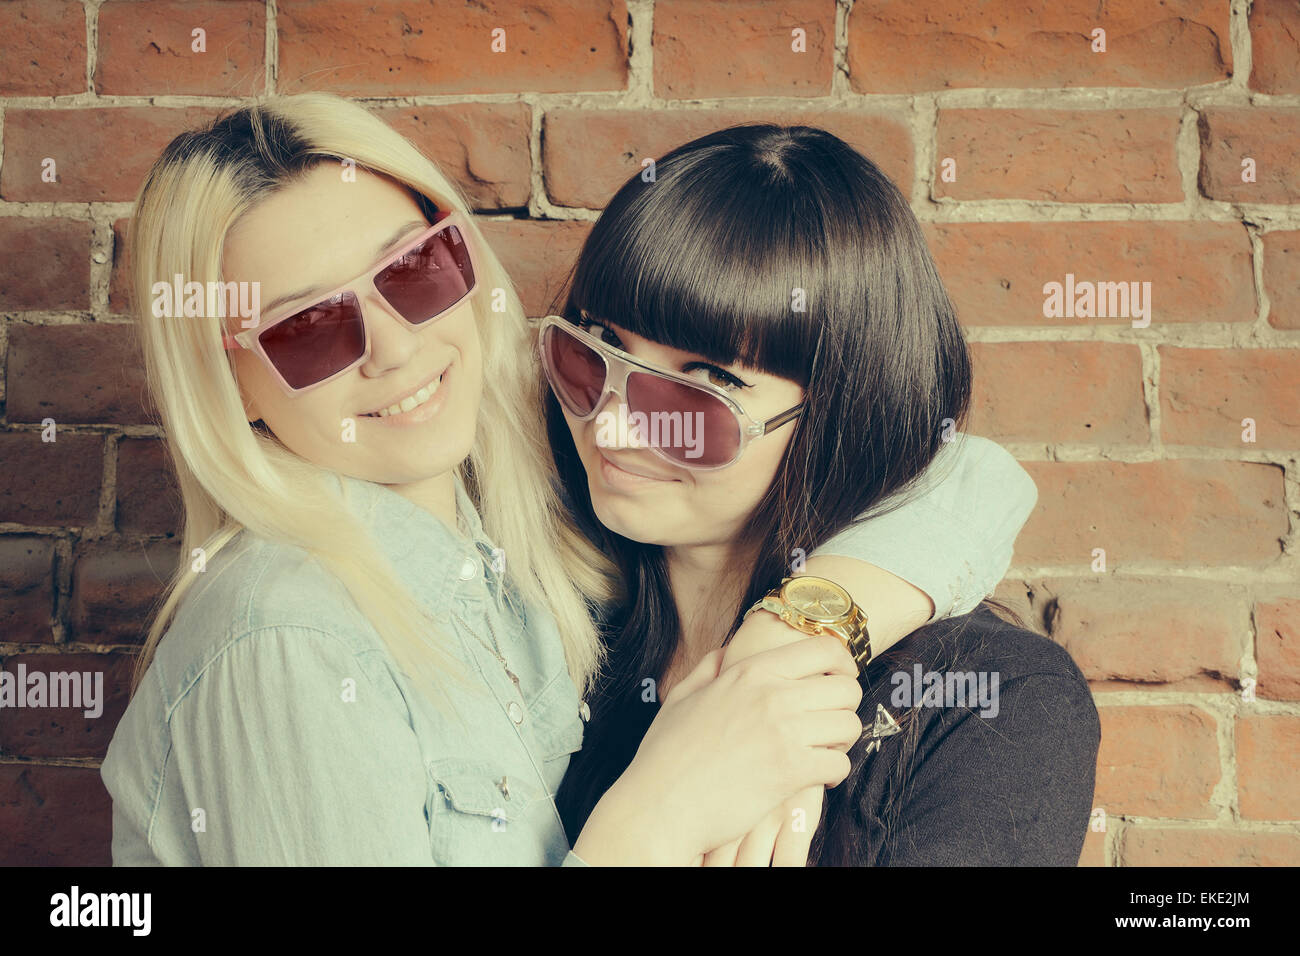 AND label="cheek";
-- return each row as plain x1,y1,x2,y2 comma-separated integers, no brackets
693,431,791,512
